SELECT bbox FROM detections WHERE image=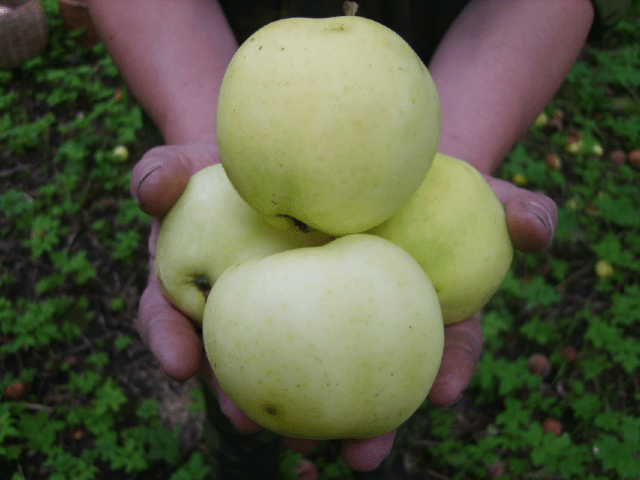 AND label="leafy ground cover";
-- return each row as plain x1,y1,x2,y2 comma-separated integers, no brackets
1,2,639,479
